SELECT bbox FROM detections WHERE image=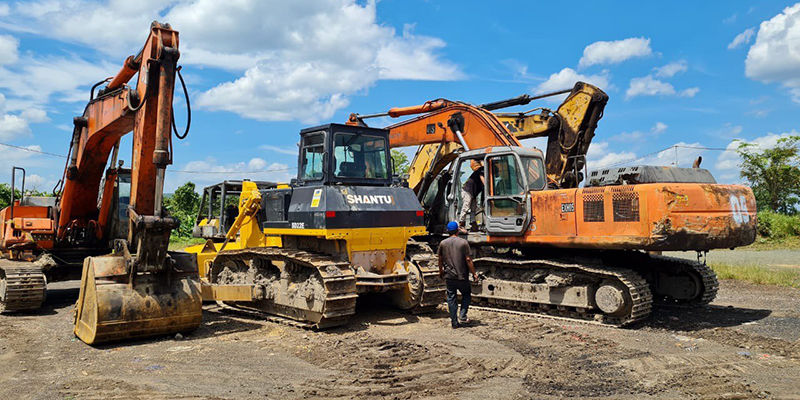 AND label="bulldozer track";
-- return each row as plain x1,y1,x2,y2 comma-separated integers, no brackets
471,256,653,327
406,241,445,313
211,248,358,329
0,264,46,313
